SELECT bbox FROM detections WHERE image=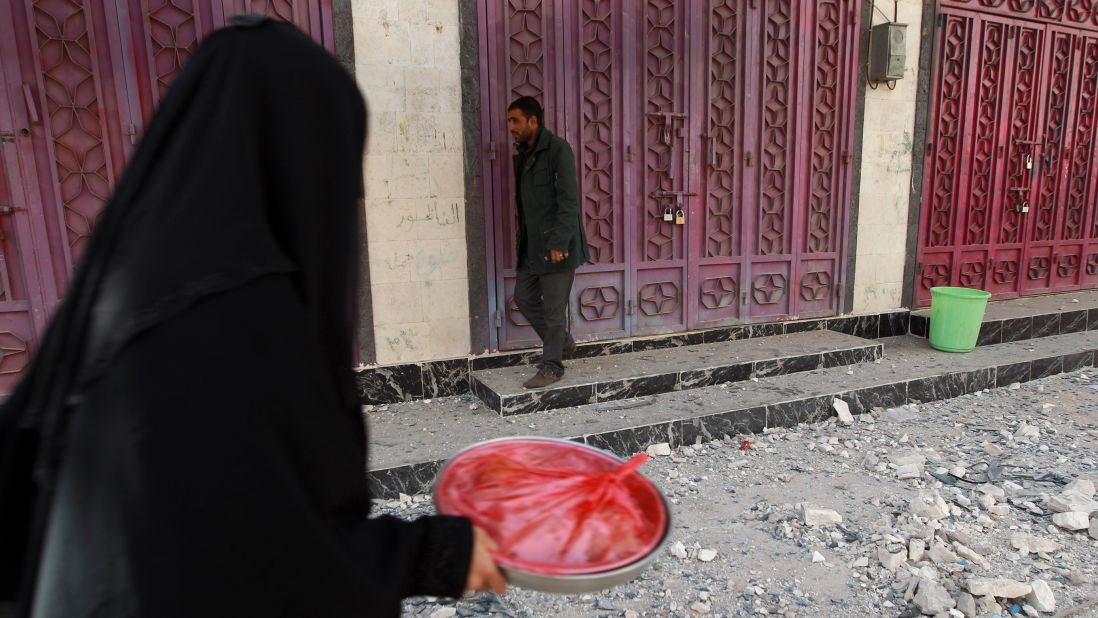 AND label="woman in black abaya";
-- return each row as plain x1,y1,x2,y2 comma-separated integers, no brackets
0,16,503,617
